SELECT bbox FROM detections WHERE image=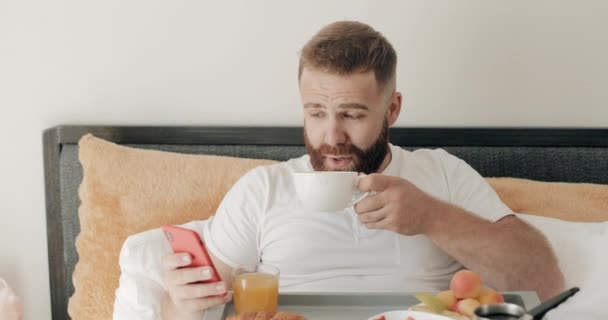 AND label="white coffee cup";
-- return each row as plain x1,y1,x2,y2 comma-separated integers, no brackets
293,171,369,212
